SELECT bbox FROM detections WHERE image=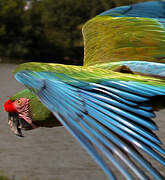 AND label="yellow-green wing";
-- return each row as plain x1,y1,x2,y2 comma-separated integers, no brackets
13,62,165,87
83,1,165,66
